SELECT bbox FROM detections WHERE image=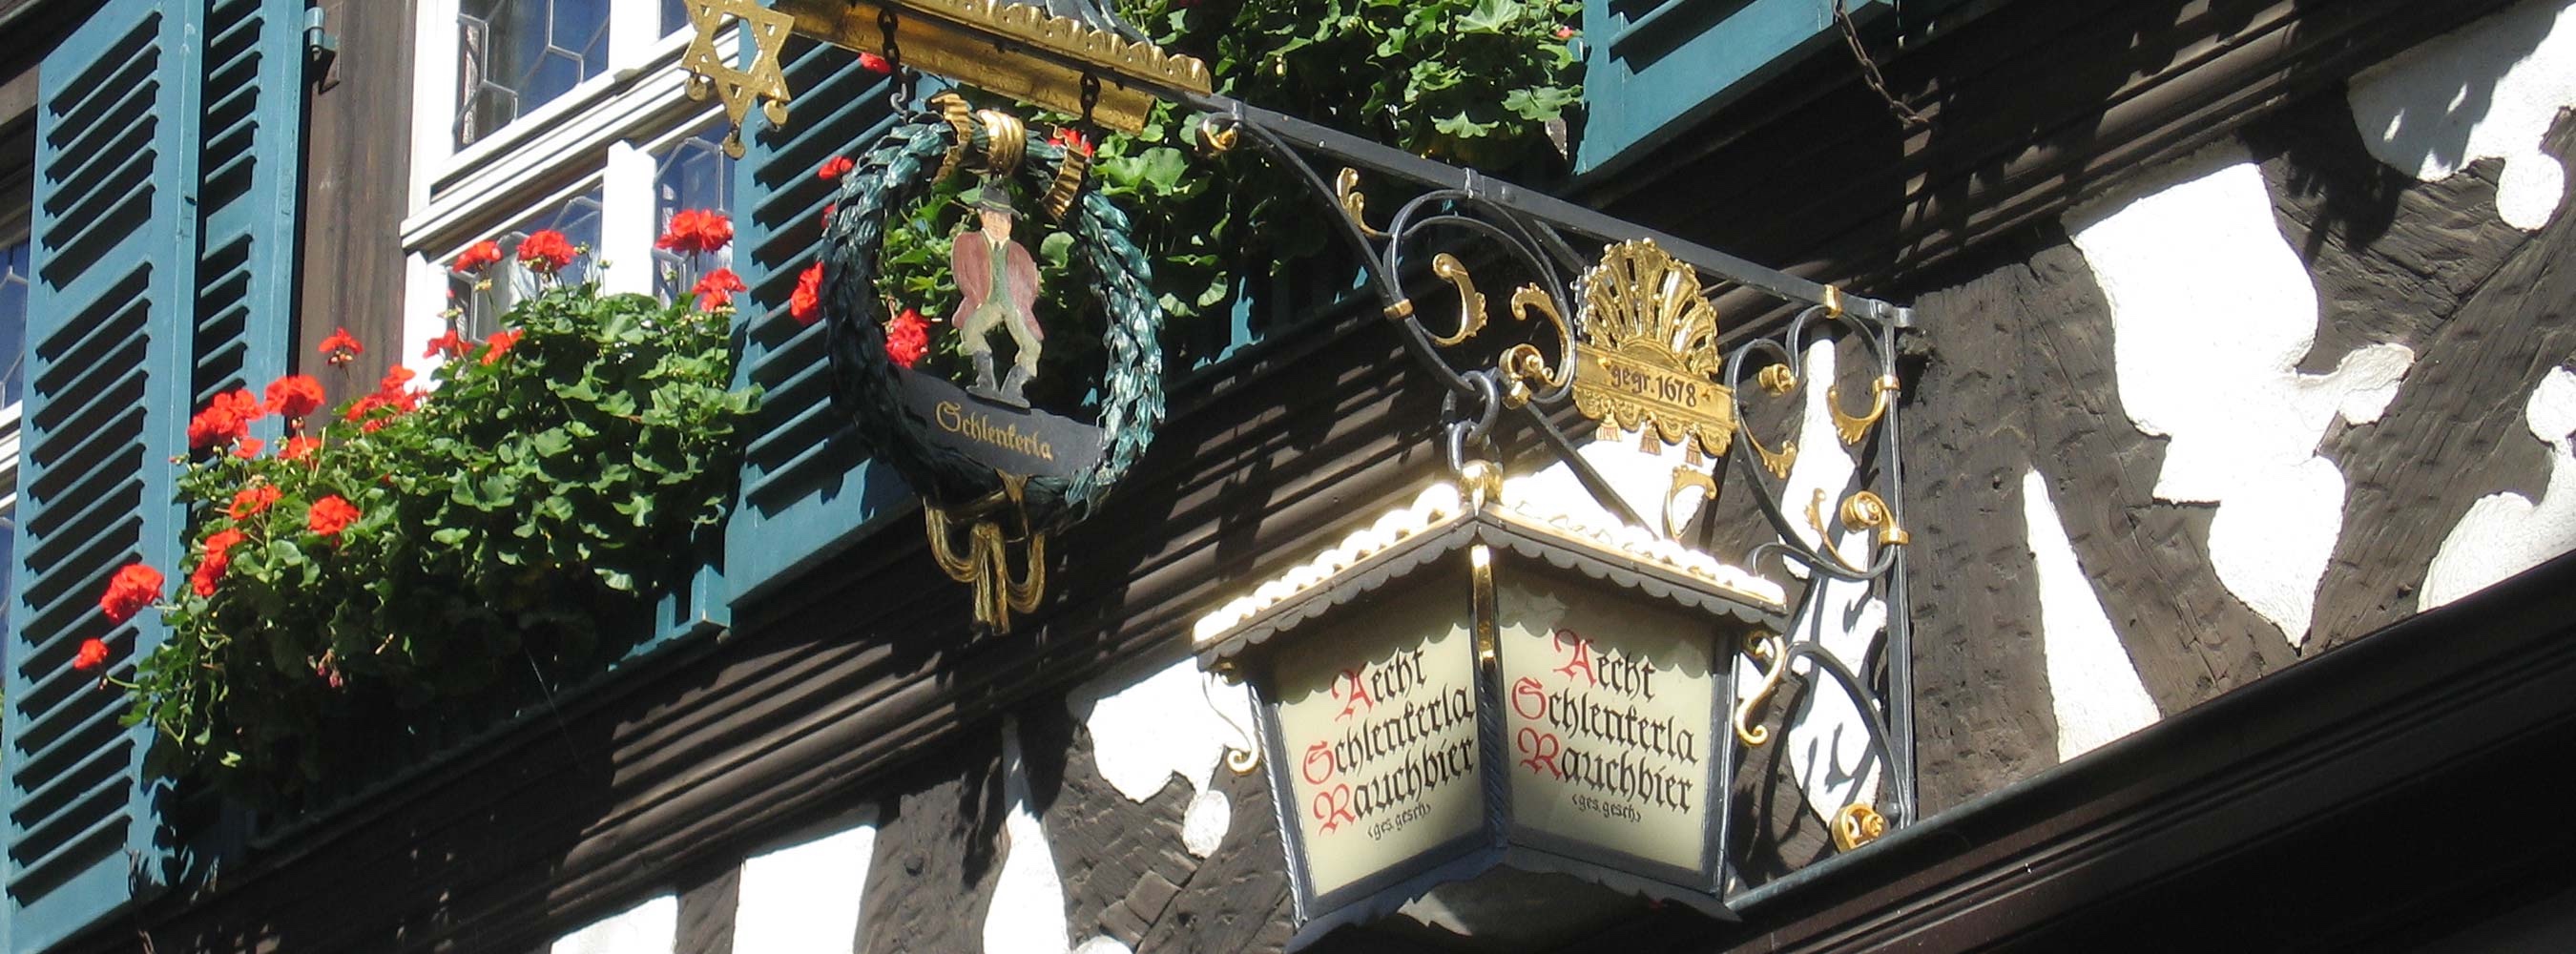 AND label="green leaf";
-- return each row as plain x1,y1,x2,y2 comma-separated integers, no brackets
1457,0,1524,33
